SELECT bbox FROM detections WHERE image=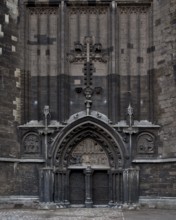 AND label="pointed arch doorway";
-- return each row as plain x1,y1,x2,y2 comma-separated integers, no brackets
46,116,139,207
69,138,111,206
53,123,124,208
